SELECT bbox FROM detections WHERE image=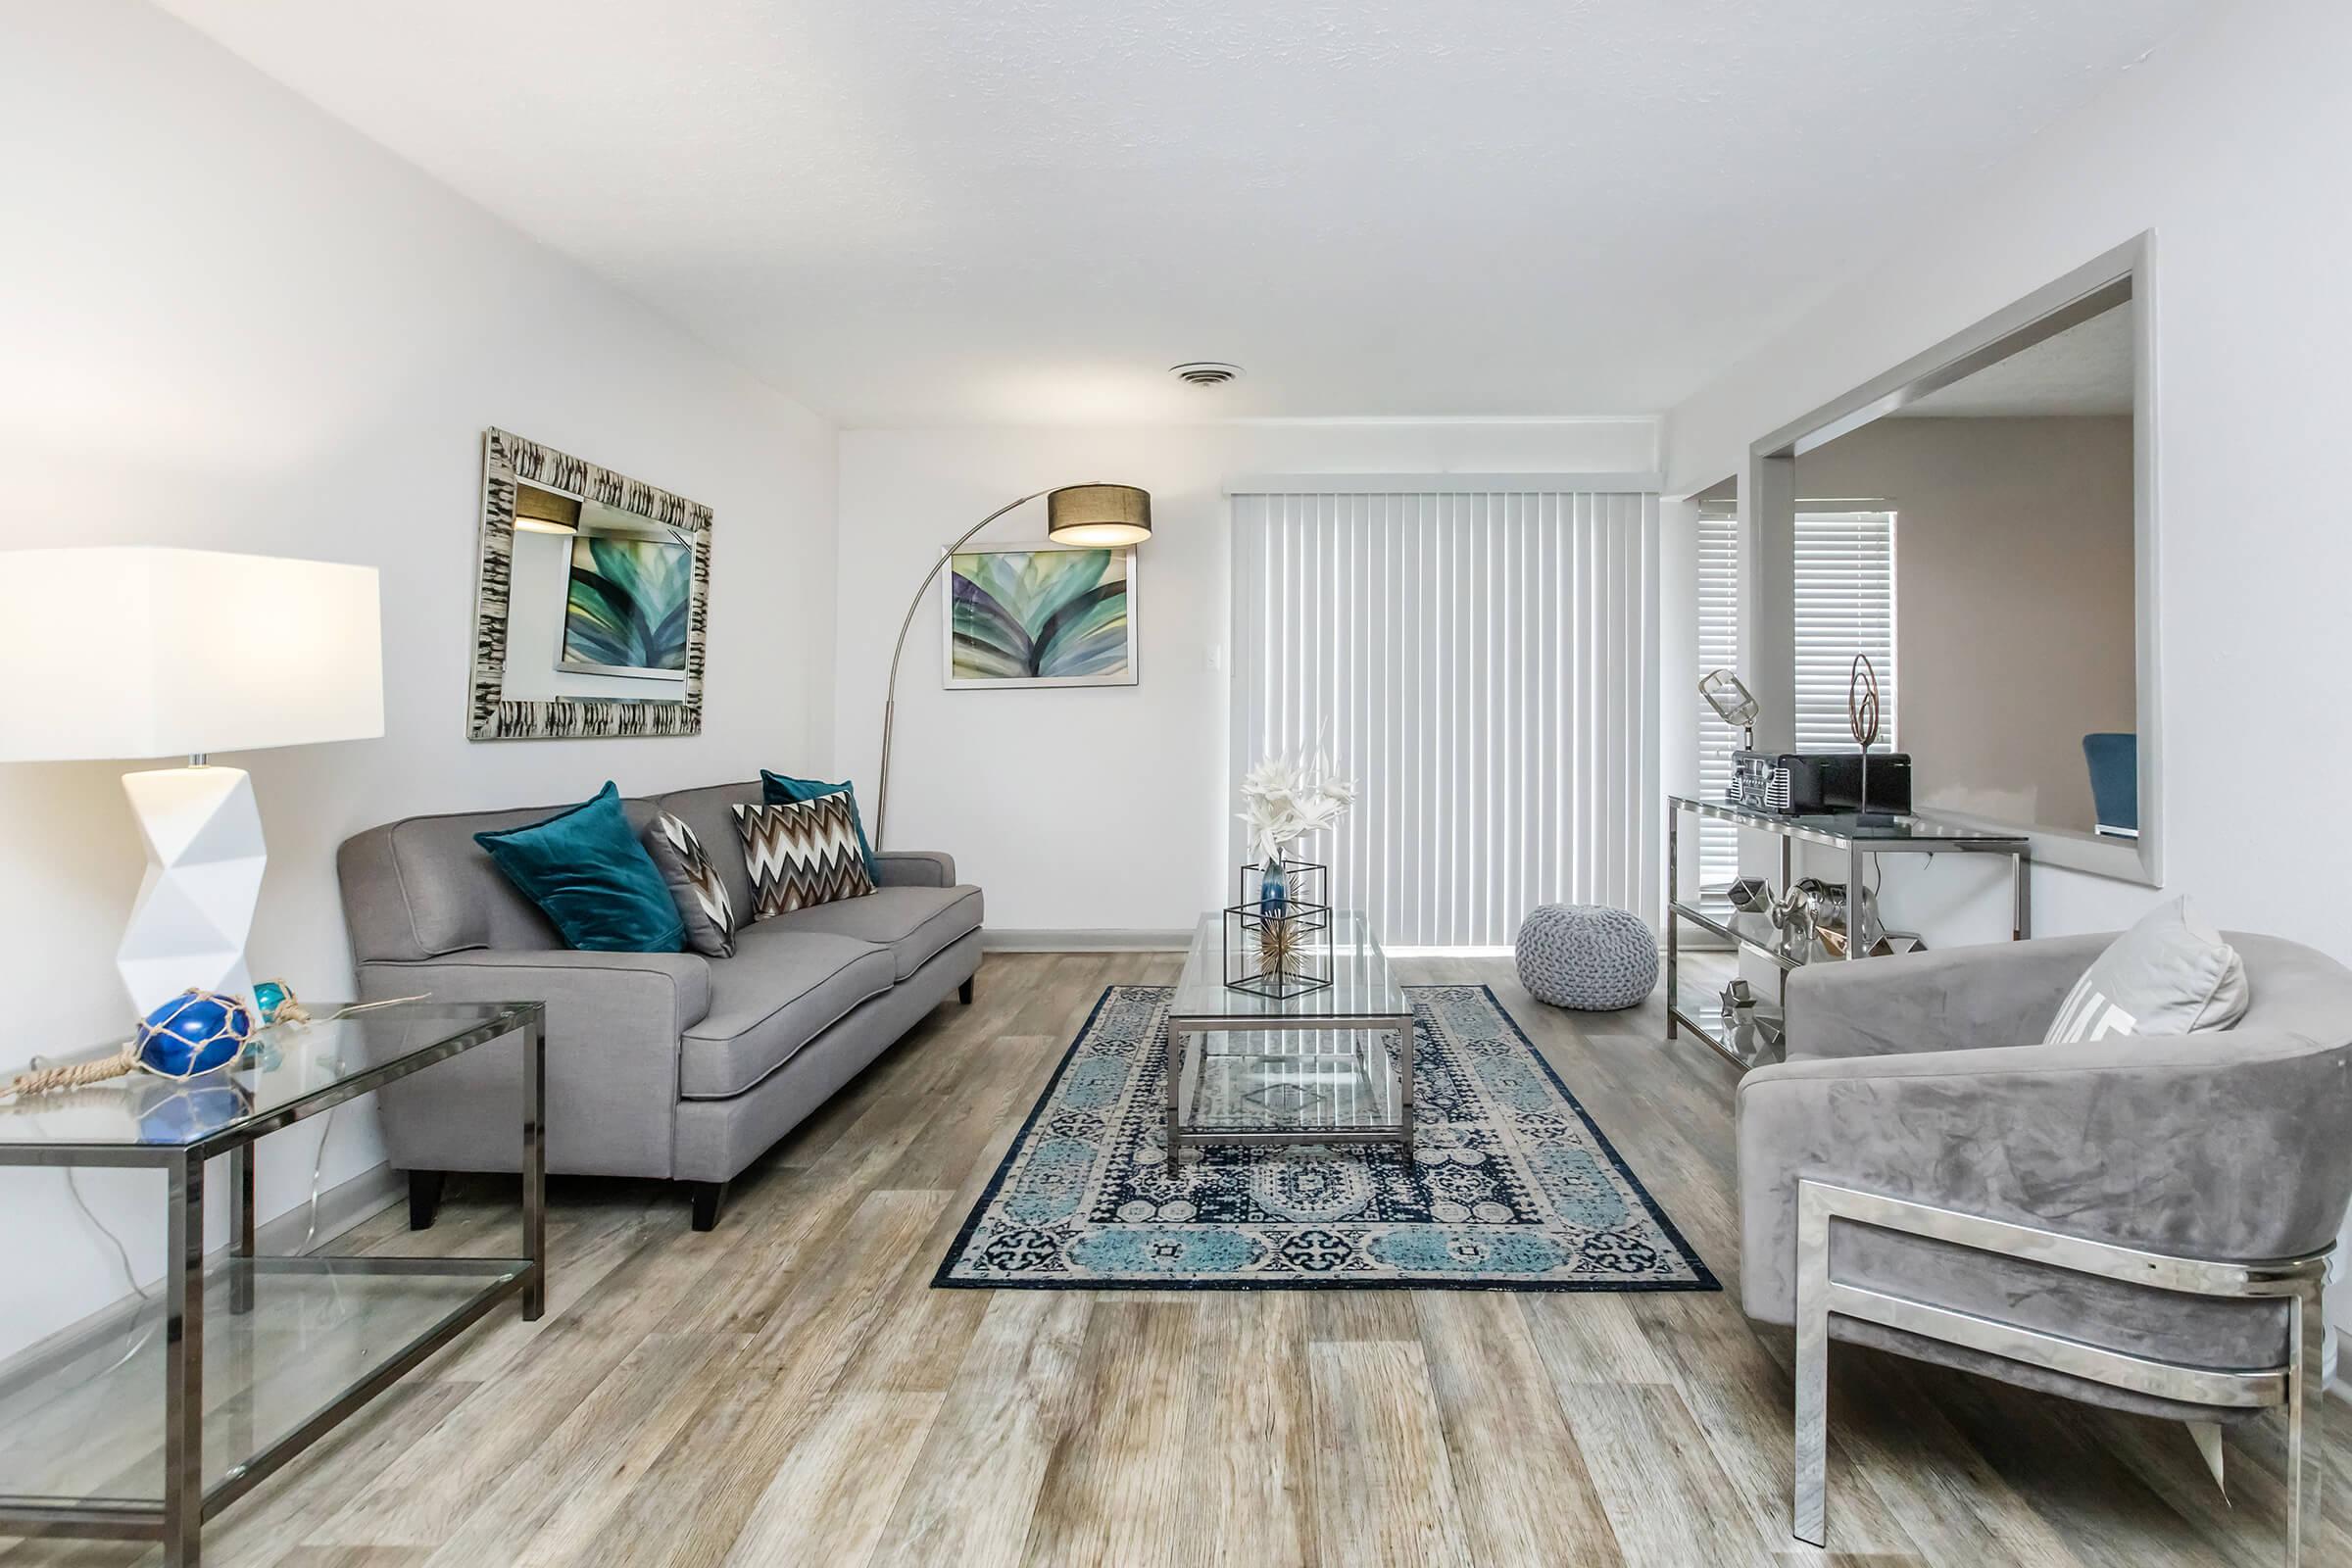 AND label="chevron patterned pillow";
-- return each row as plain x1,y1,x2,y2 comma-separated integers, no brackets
732,793,878,920
642,811,739,957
